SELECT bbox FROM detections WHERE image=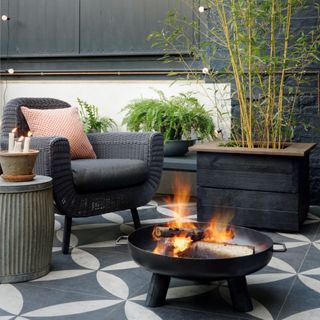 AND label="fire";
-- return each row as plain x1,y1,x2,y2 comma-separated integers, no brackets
165,174,194,230
12,128,17,133
171,236,193,256
152,174,235,257
203,212,235,243
18,136,24,142
27,131,32,137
